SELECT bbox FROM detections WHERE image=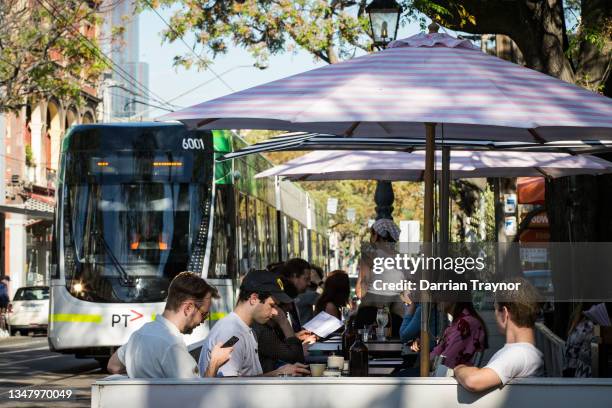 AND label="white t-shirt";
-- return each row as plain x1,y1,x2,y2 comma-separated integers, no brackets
484,342,544,385
199,312,263,377
117,314,199,379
